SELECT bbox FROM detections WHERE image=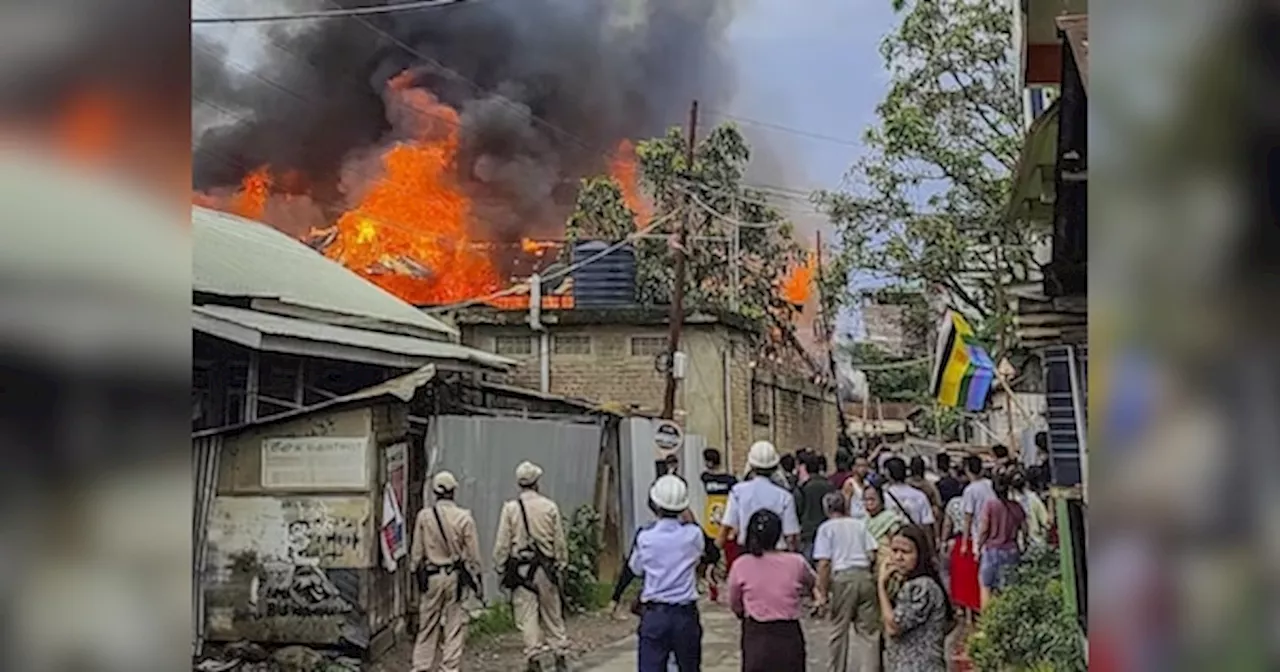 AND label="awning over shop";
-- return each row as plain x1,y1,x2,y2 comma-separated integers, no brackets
1003,100,1060,227
193,304,515,372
